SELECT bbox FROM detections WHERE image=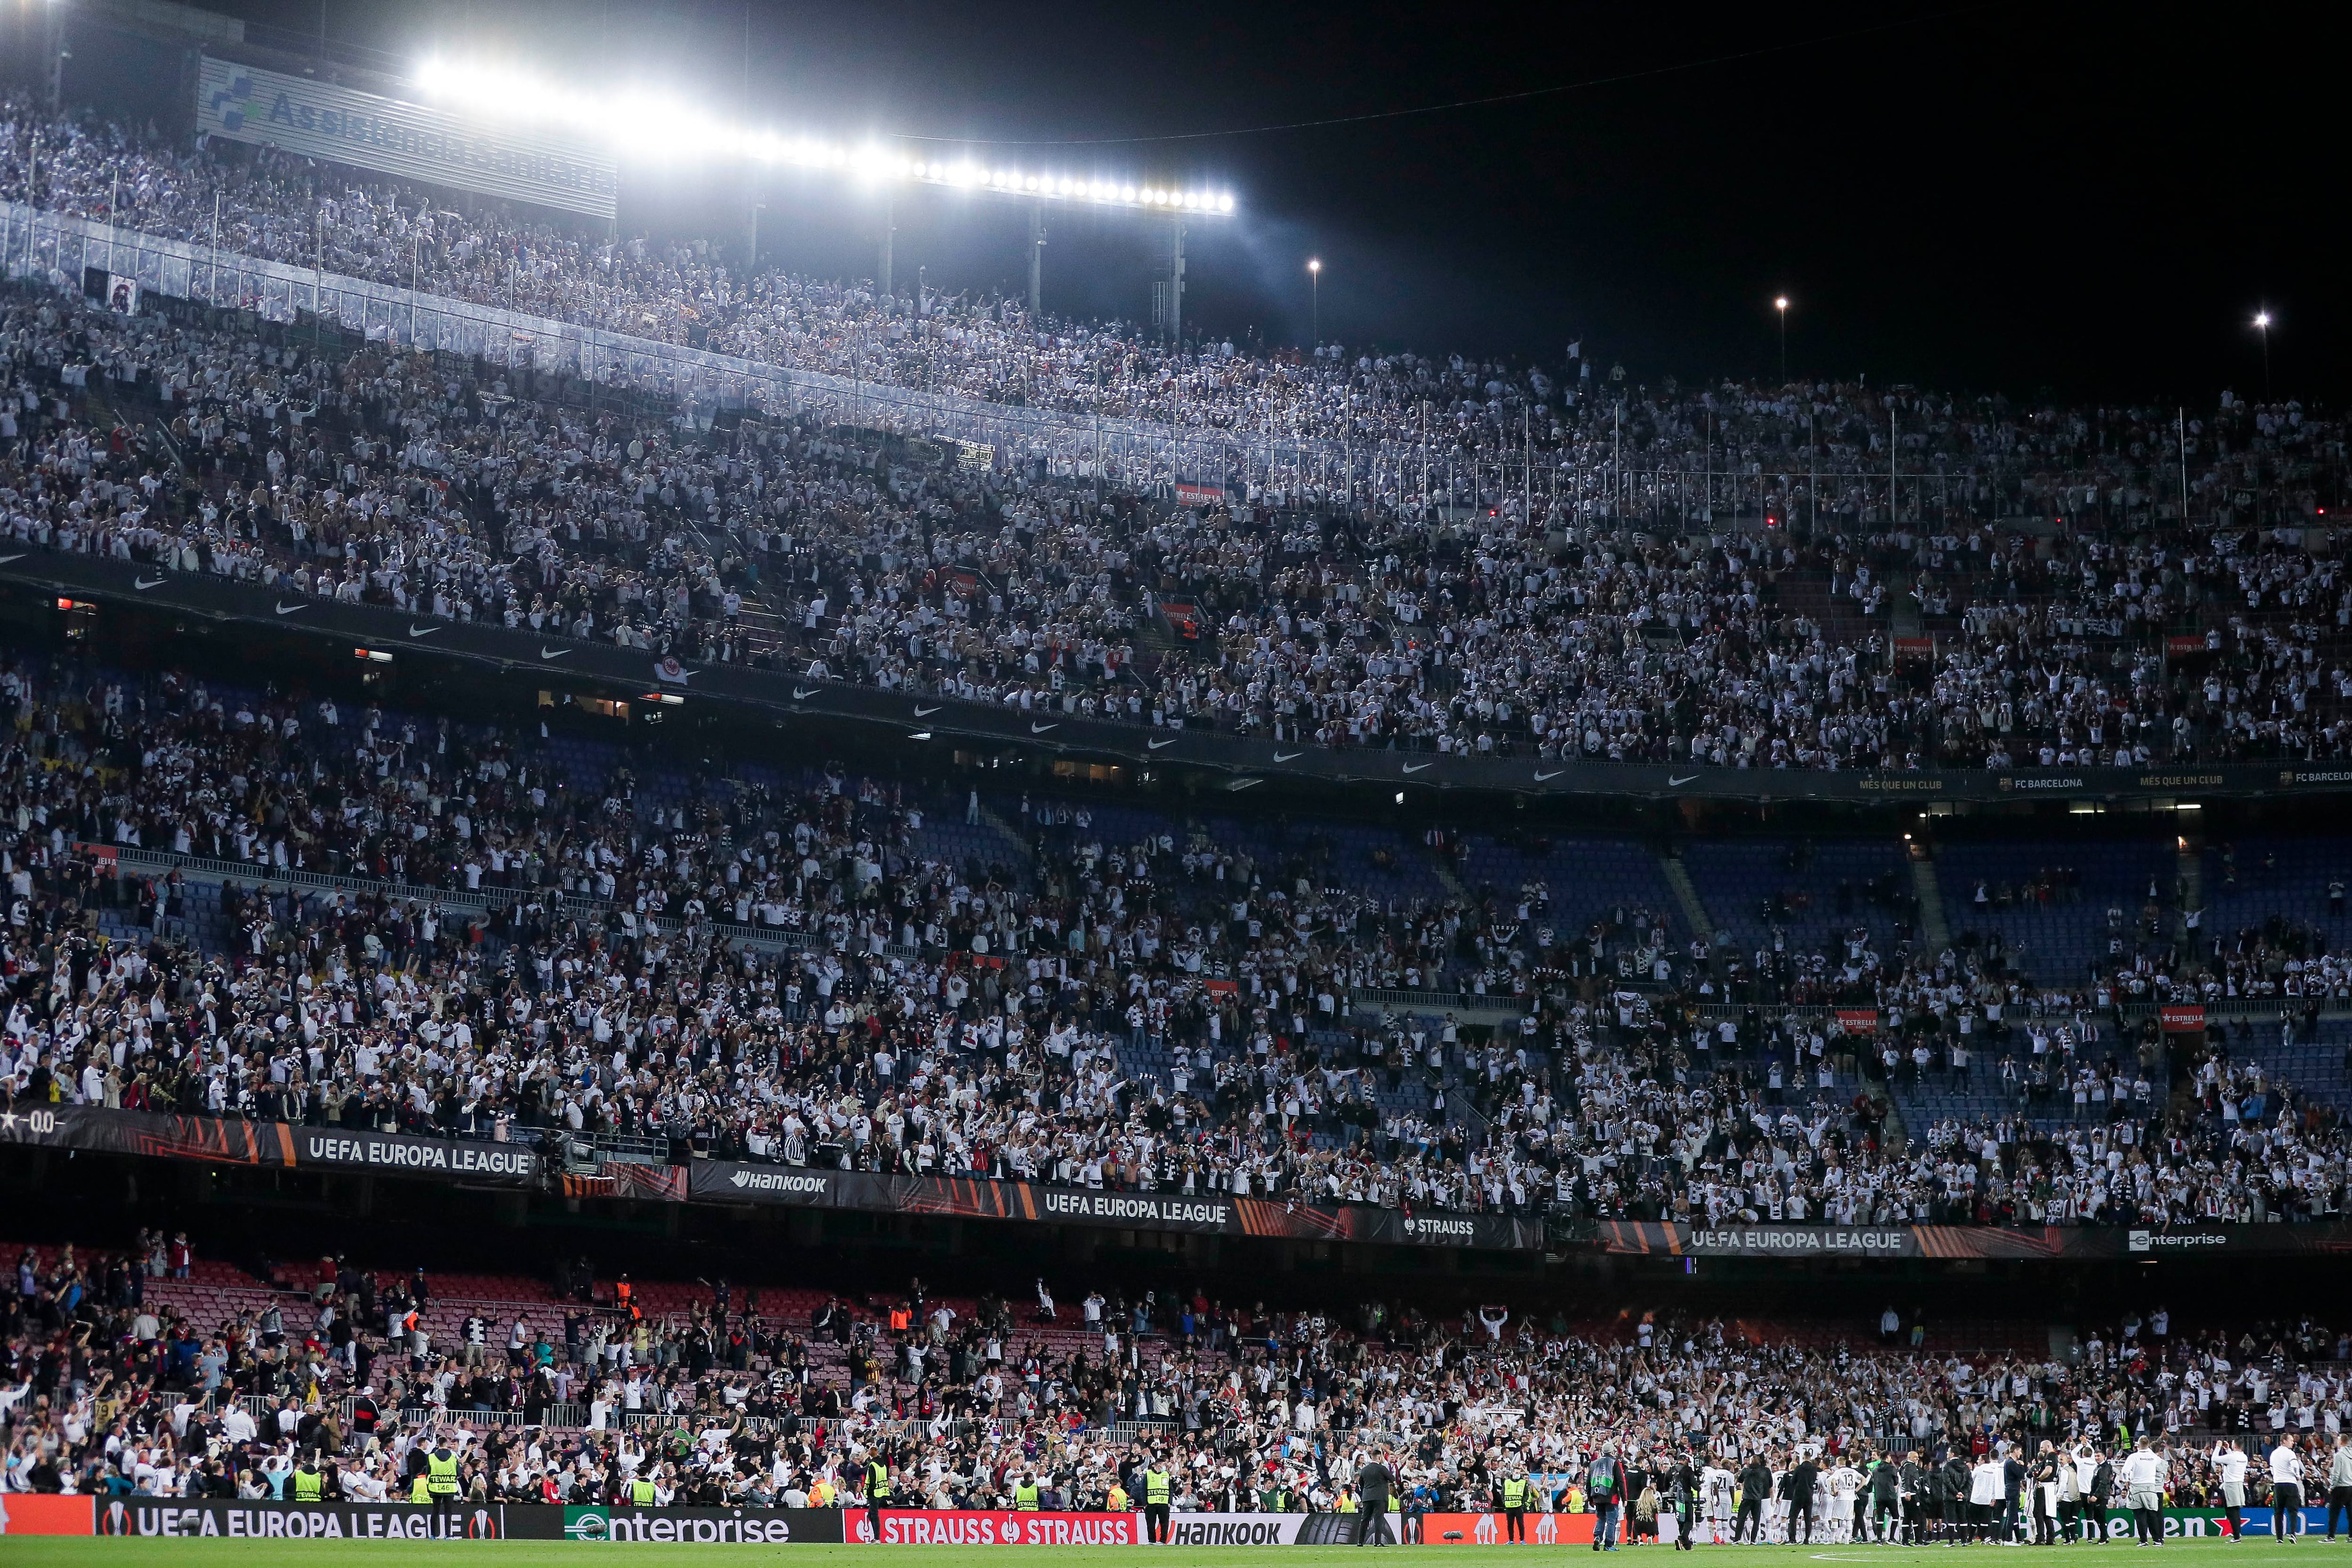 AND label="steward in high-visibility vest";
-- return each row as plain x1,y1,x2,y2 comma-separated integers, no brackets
1107,1482,1130,1512
632,1475,659,1505
866,1460,892,1544
1143,1464,1173,1544
425,1444,461,1532
292,1462,323,1502
1016,1475,1042,1510
1502,1472,1529,1541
